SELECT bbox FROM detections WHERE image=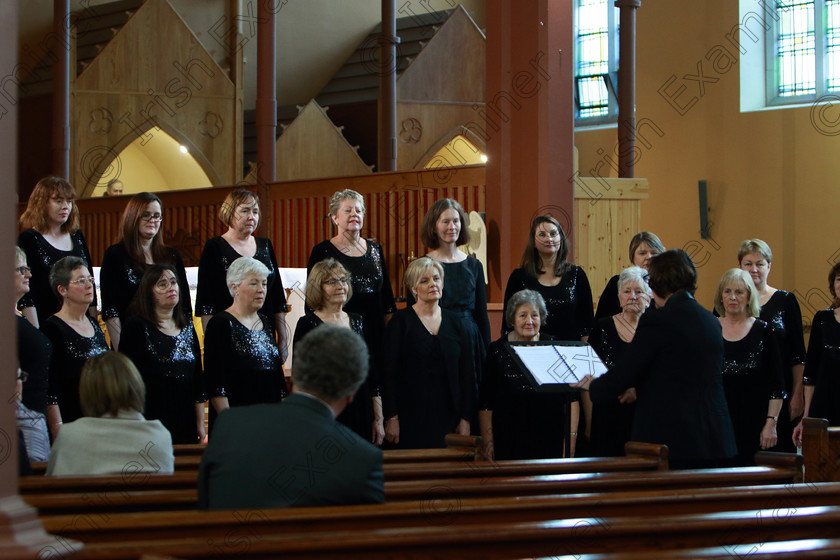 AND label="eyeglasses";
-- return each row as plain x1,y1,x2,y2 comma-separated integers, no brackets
236,207,259,218
68,277,96,287
323,277,349,287
154,277,179,292
17,369,28,382
14,266,31,275
140,212,163,223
